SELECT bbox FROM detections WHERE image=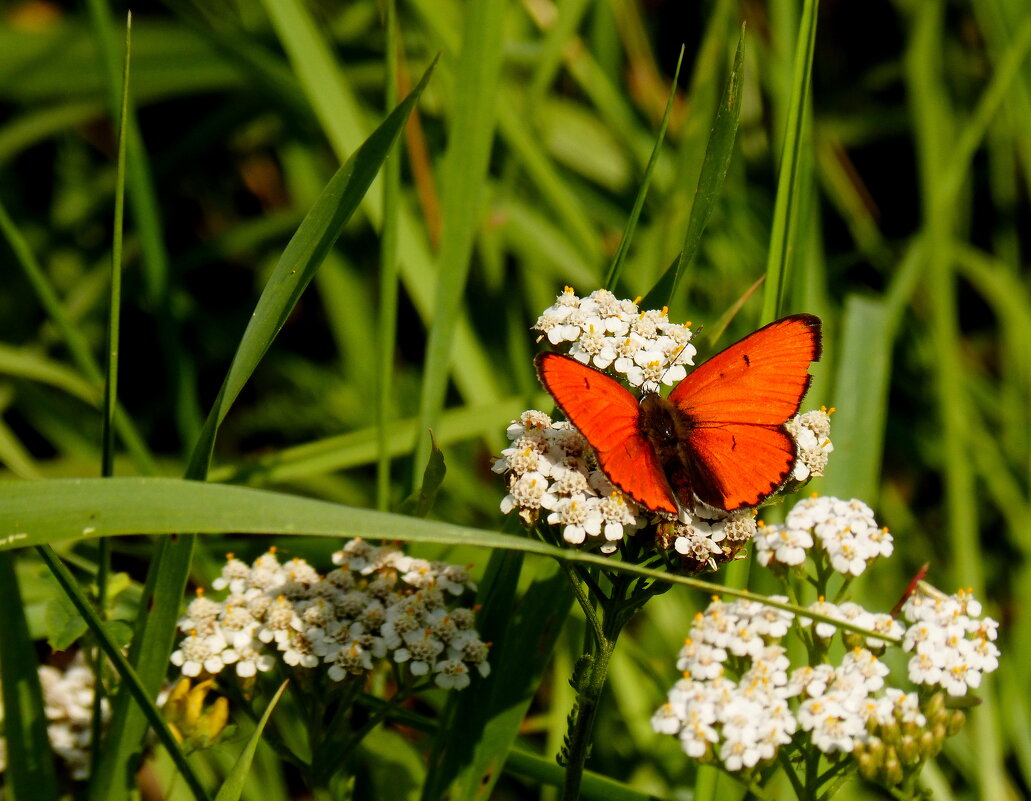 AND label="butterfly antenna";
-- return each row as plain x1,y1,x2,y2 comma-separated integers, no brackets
656,337,693,388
